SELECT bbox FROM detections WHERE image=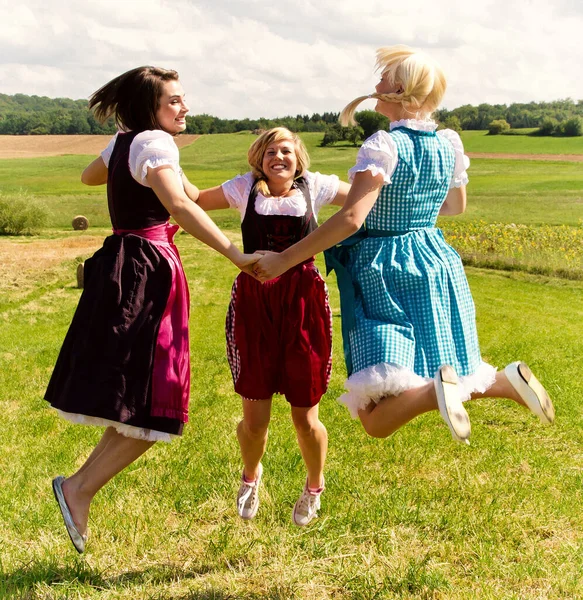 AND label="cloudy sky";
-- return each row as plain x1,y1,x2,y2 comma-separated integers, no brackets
1,0,581,119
